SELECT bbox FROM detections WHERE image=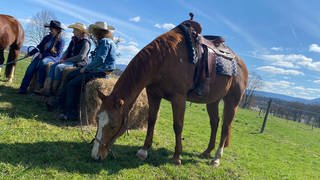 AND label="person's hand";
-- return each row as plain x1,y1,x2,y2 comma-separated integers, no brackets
80,68,86,73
